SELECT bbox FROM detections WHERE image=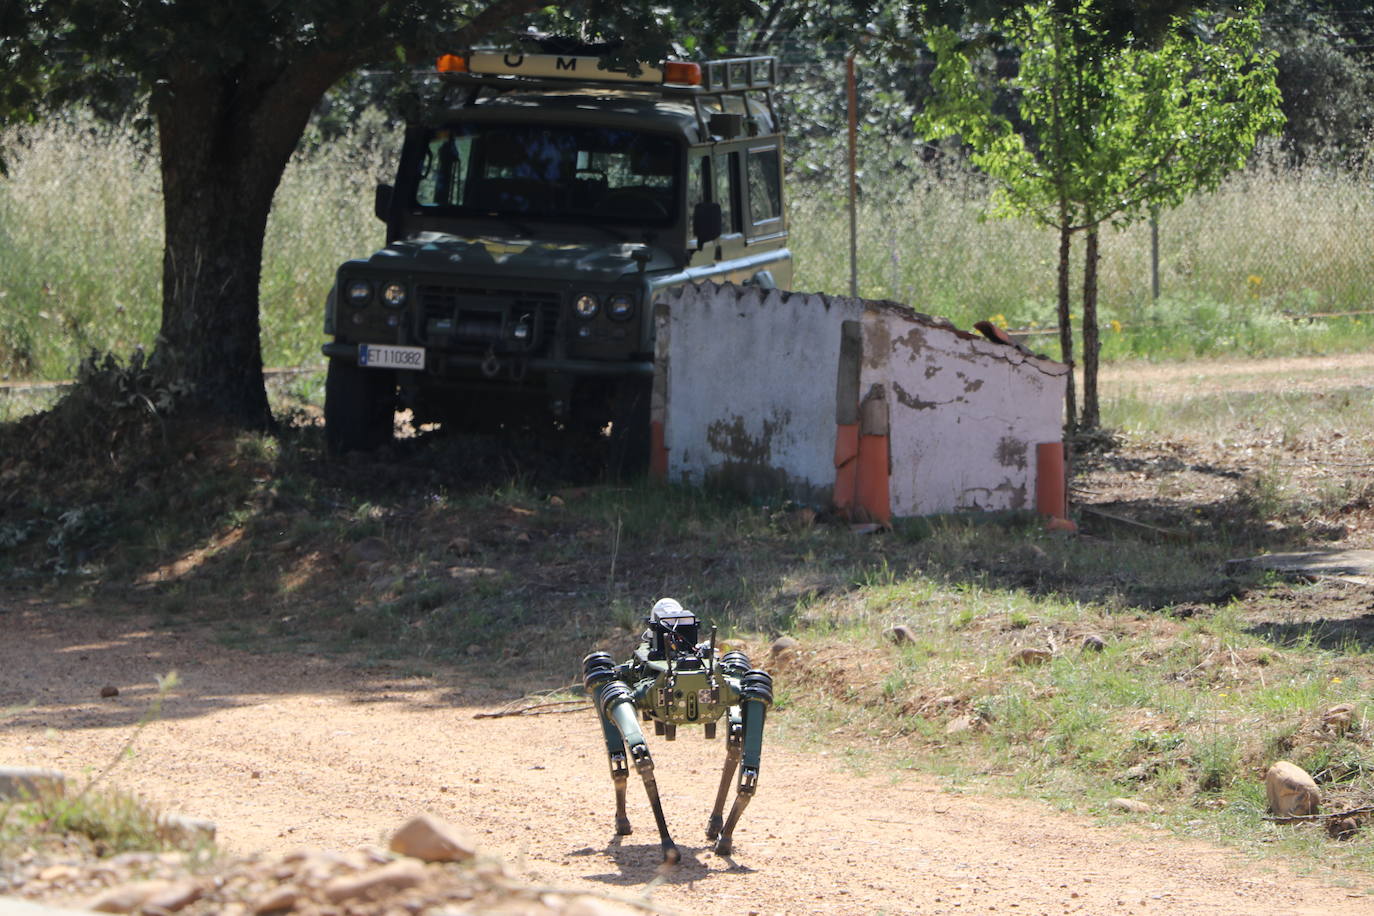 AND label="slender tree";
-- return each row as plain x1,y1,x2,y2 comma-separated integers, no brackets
916,0,1282,432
